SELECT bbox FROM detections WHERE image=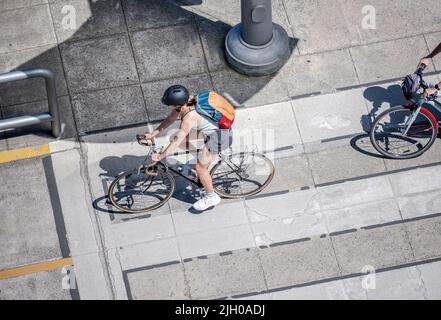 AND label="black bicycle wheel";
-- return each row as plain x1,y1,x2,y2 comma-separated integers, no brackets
370,106,437,159
210,152,275,199
108,167,175,213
